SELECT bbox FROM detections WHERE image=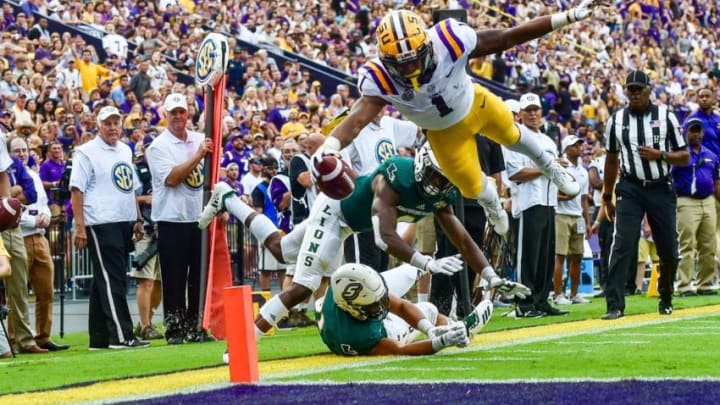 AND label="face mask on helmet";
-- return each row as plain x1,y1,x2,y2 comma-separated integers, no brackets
377,10,436,90
331,263,390,321
414,145,455,198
